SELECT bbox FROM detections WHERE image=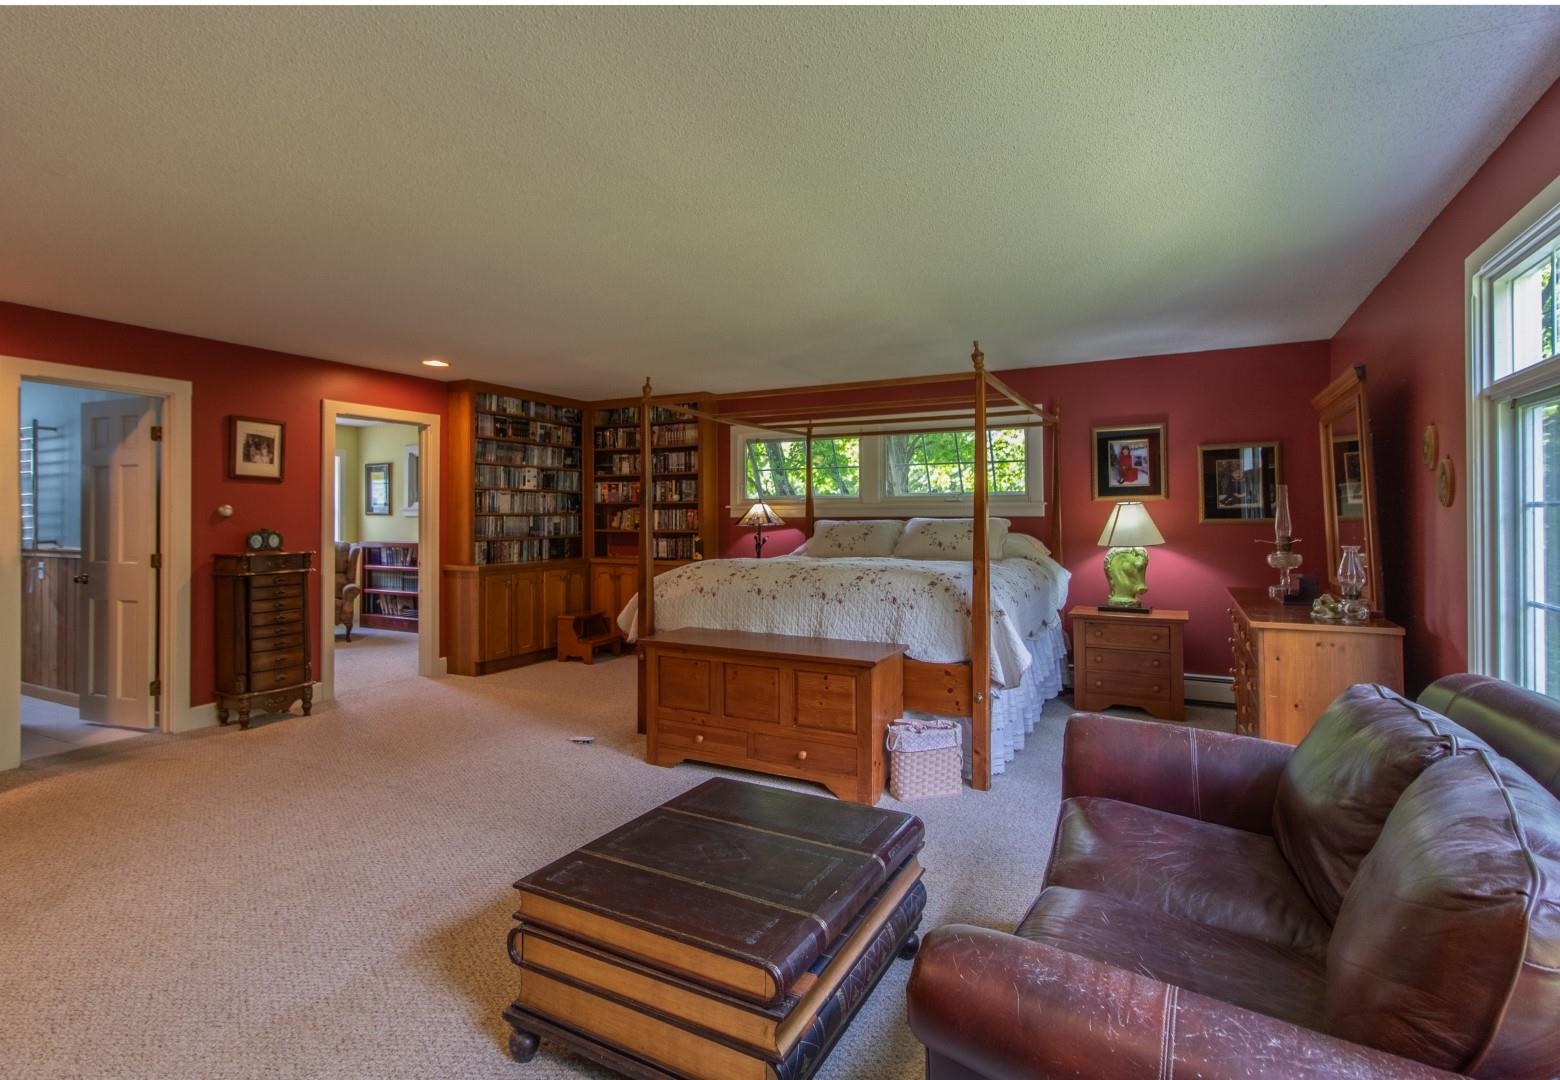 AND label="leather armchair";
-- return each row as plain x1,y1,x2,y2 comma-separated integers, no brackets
908,677,1560,1080
334,542,362,640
